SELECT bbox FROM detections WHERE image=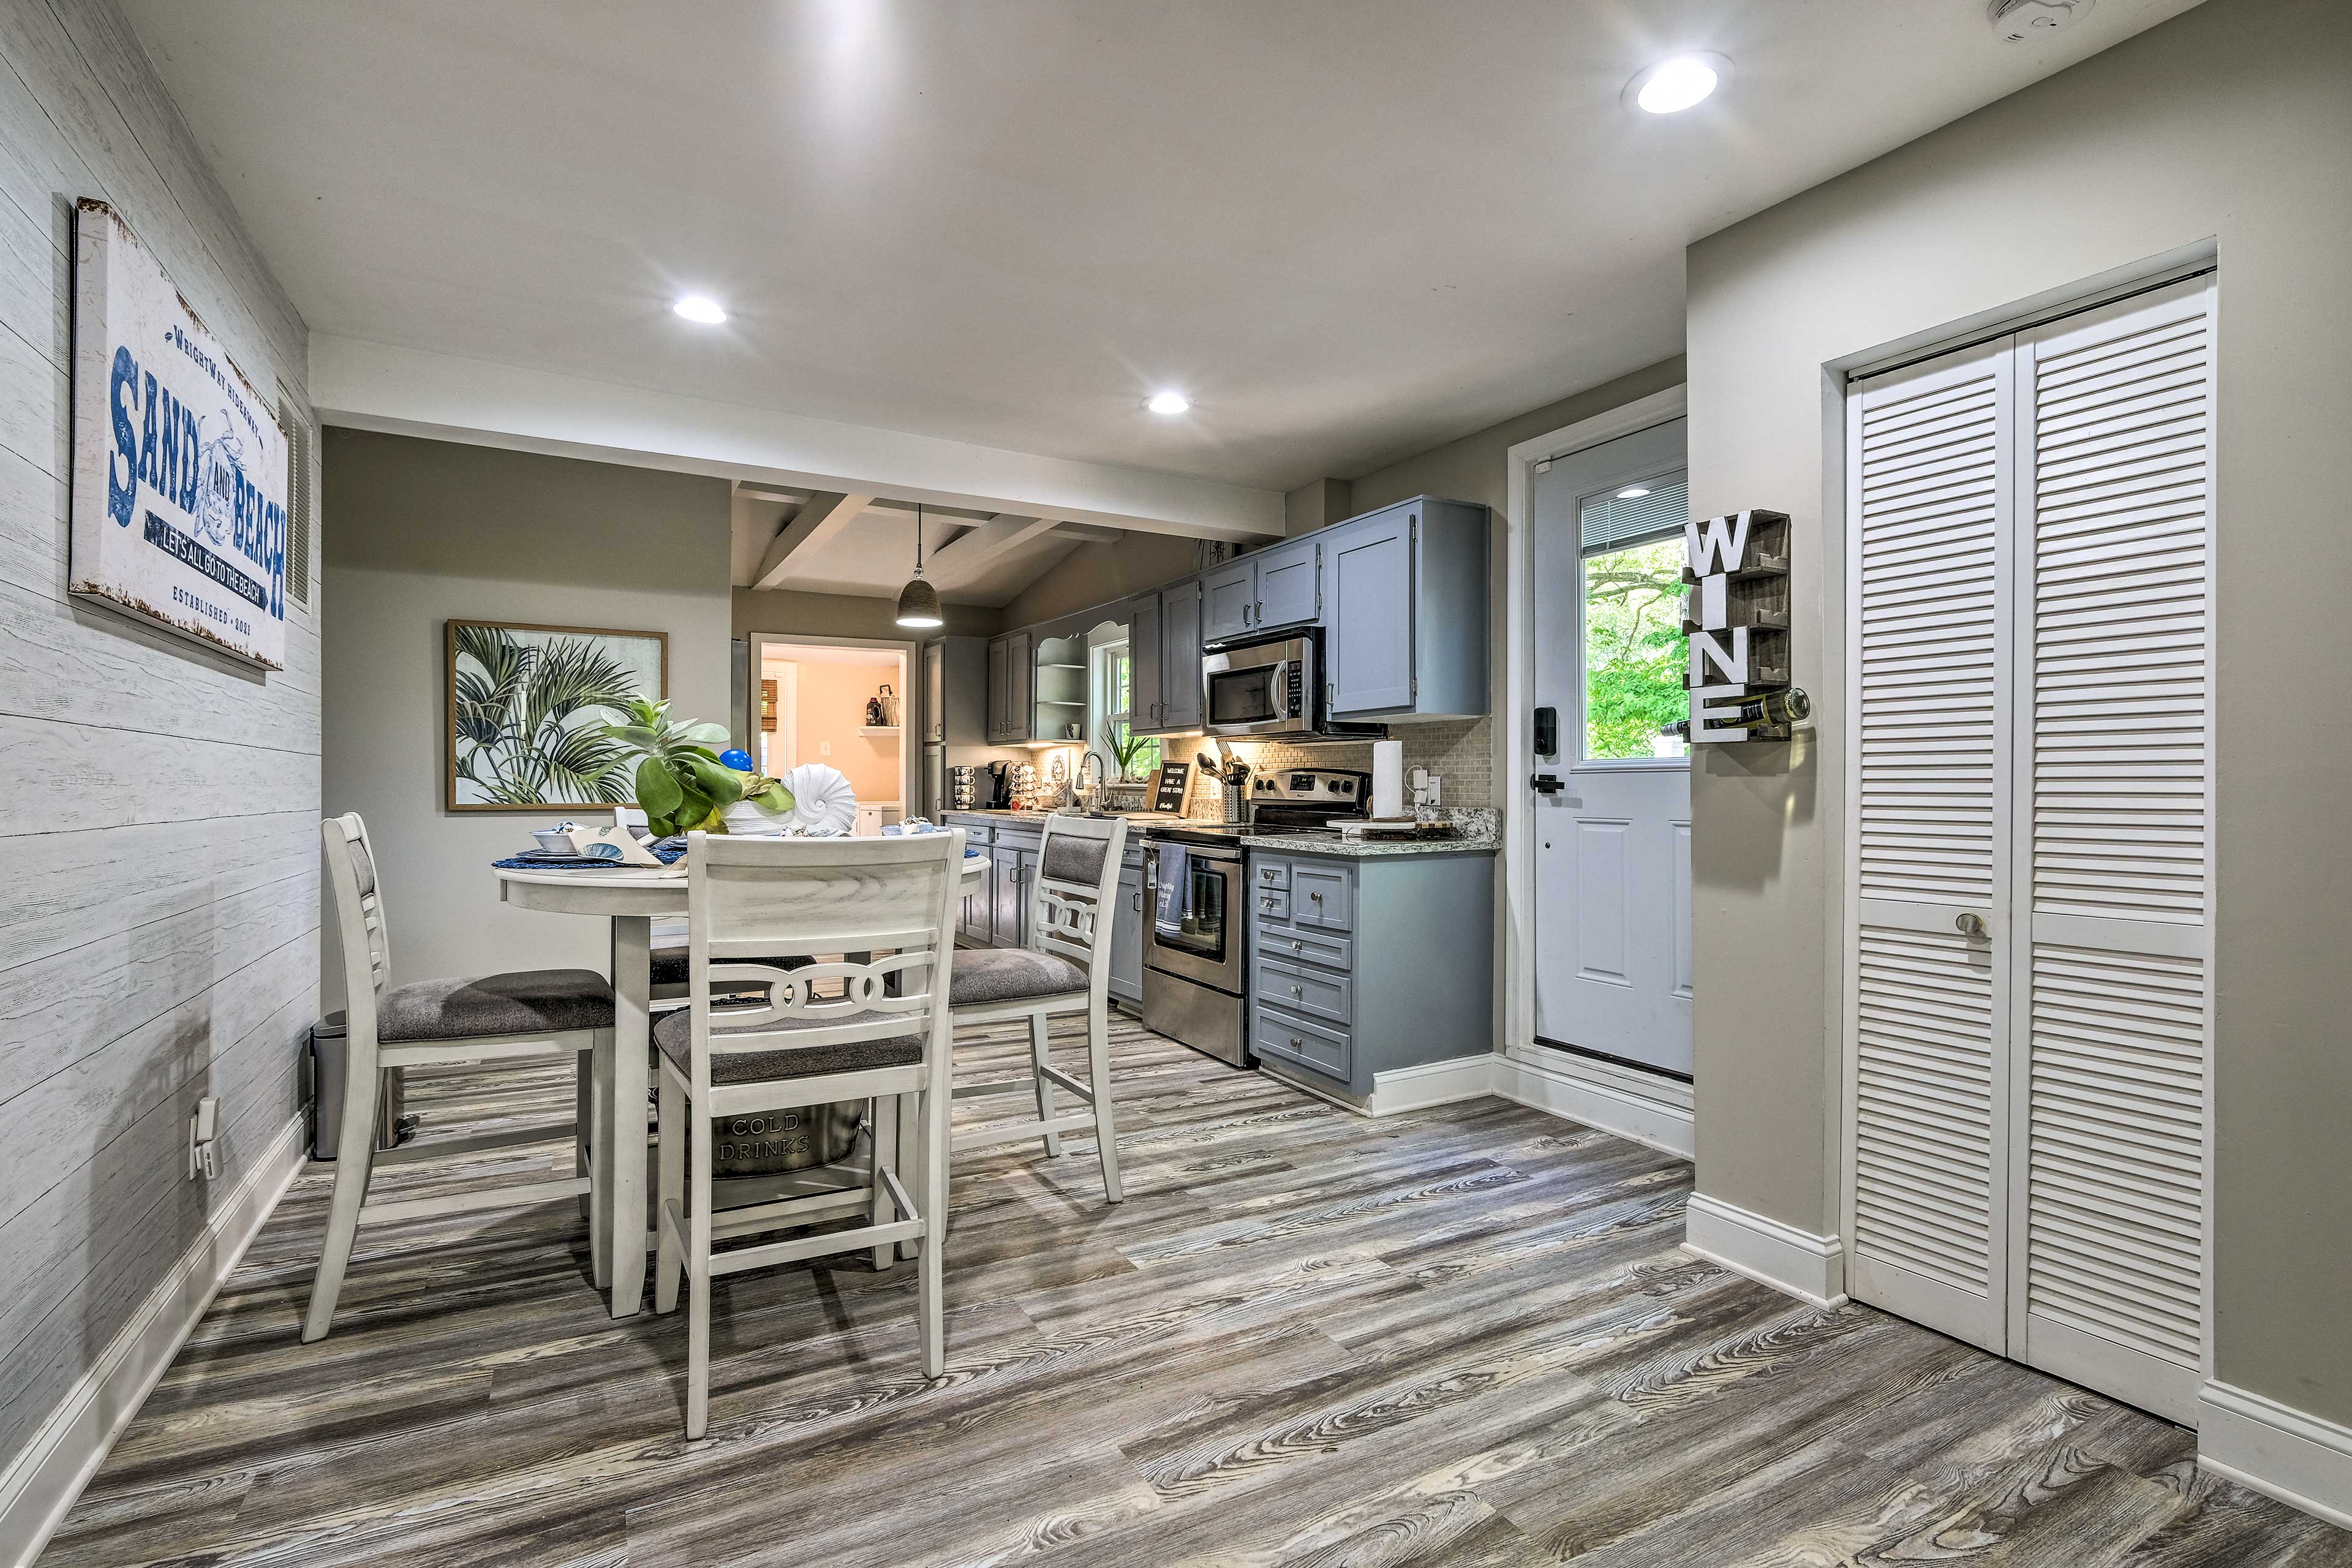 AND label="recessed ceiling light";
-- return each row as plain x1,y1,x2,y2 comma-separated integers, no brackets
1145,391,1191,415
1626,53,1730,115
1616,486,1652,500
673,295,727,325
